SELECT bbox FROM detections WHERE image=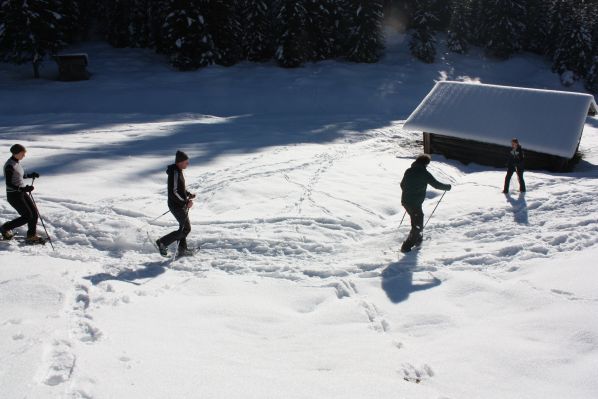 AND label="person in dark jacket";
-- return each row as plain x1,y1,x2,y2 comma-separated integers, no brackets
1,144,43,243
156,150,196,257
400,154,451,253
503,138,526,193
